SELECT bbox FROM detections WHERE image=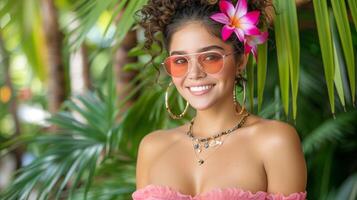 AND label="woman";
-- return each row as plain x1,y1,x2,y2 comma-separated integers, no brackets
132,0,307,199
